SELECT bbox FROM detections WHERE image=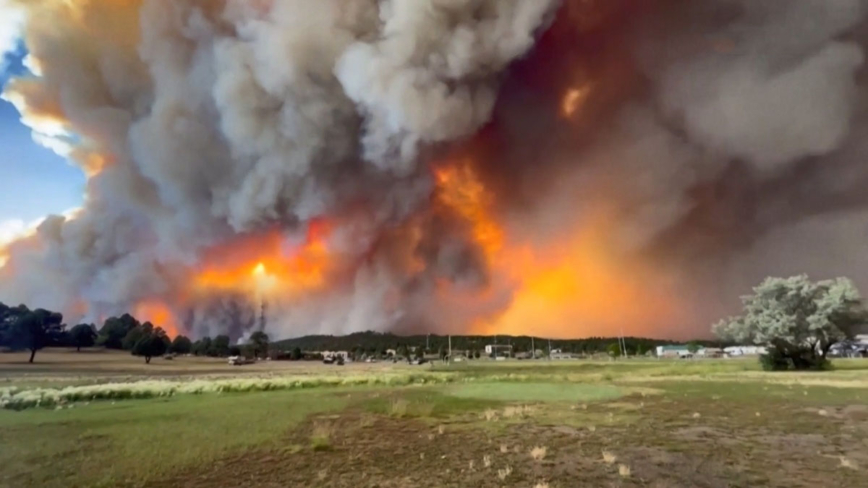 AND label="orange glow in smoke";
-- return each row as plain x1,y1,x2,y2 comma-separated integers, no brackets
434,159,678,338
561,85,591,119
134,300,179,338
435,161,504,263
192,220,332,296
